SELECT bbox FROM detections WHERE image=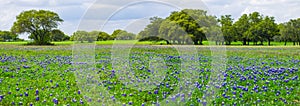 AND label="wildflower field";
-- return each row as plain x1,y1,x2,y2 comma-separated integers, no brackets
0,45,299,106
